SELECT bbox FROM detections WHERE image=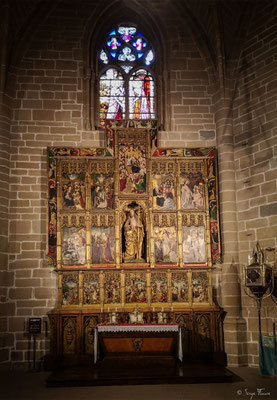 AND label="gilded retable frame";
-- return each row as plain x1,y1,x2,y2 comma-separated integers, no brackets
47,119,221,309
